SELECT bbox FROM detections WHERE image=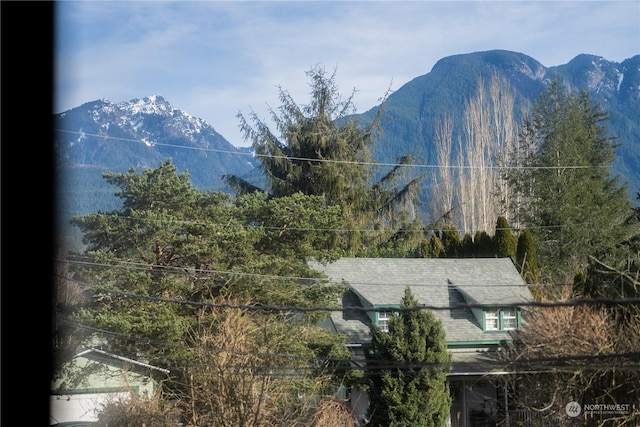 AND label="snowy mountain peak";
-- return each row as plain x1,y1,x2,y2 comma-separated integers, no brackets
54,94,258,194
119,95,174,117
